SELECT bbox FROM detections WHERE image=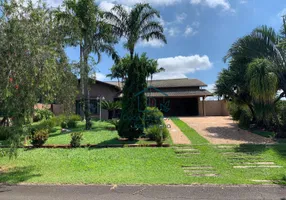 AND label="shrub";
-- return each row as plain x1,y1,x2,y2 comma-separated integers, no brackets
144,107,164,128
67,120,77,128
68,114,81,122
108,119,119,130
70,132,83,147
32,119,55,133
50,115,66,127
146,125,169,146
30,129,49,147
0,126,10,140
238,110,252,129
33,109,54,122
61,121,68,129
